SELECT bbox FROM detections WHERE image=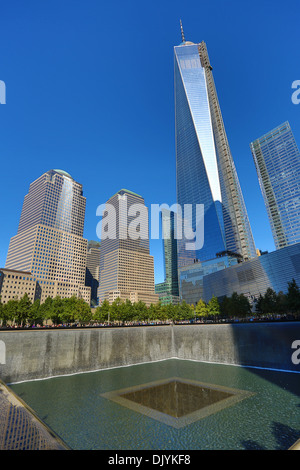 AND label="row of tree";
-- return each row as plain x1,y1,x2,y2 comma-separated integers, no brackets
0,295,92,327
254,279,300,315
93,298,194,323
0,279,299,327
93,280,300,322
0,294,222,327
